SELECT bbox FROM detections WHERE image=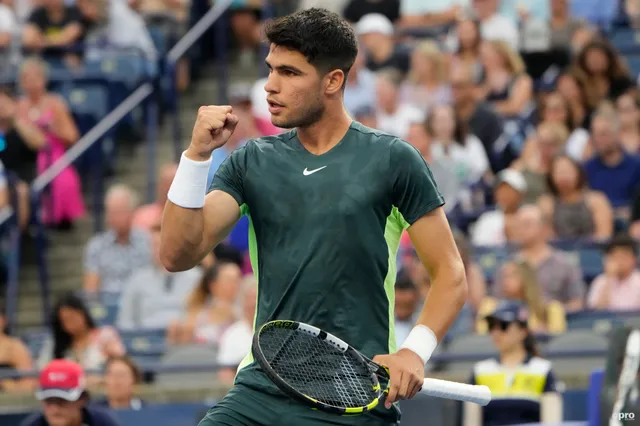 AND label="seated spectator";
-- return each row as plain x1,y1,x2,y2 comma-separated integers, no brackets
511,122,568,204
393,273,420,349
450,63,505,173
354,105,377,128
479,40,533,118
399,40,451,114
84,185,152,294
448,17,483,84
132,163,177,232
587,234,640,311
398,0,462,29
477,261,566,334
471,169,526,247
217,280,257,385
0,159,7,211
38,293,125,376
584,111,640,215
356,13,410,74
0,305,35,392
168,261,243,345
375,69,423,139
344,48,377,116
343,0,400,23
117,220,201,330
454,231,487,314
96,356,144,411
556,69,593,131
464,301,561,426
228,4,262,66
616,92,640,155
0,0,14,57
22,360,120,426
548,0,585,49
573,39,635,104
17,57,84,229
632,188,640,239
22,0,86,63
512,205,585,311
250,77,282,137
468,0,519,50
427,104,489,186
539,155,613,240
